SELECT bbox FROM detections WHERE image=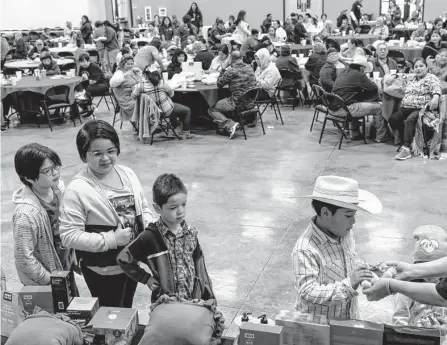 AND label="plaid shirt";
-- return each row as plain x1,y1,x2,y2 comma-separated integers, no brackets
132,80,174,116
291,217,367,320
157,219,198,300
